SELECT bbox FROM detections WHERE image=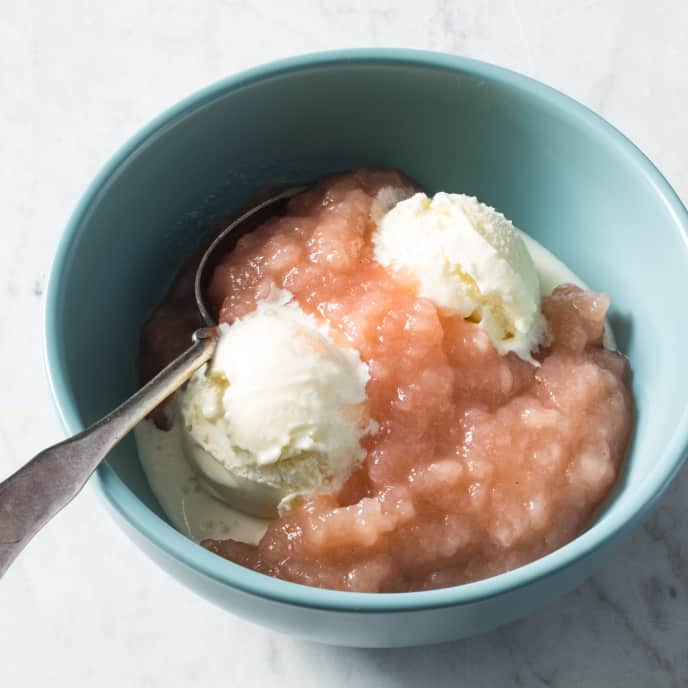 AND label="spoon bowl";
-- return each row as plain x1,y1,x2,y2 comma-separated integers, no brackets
195,187,307,325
